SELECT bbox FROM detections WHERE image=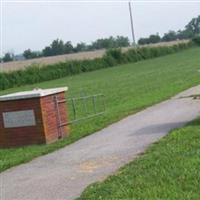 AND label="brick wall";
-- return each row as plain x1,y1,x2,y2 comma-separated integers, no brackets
40,92,69,144
0,98,45,148
0,92,69,148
